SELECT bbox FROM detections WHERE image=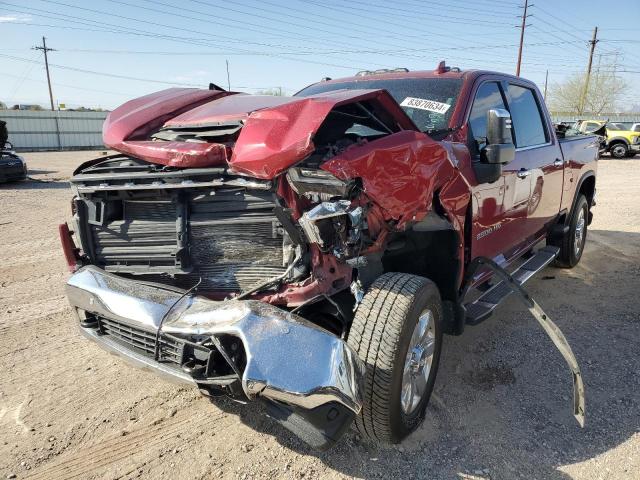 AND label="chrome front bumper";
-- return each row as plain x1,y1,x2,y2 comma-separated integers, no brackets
66,266,364,416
